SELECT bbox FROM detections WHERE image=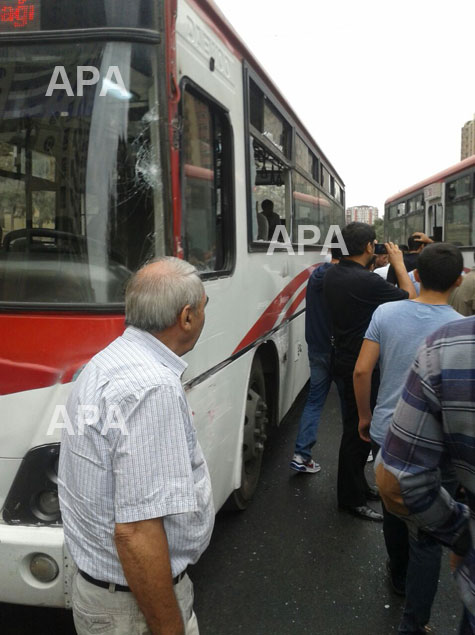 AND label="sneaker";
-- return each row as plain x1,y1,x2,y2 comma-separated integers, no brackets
339,504,383,522
290,454,321,474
